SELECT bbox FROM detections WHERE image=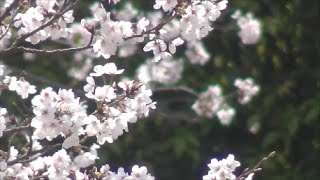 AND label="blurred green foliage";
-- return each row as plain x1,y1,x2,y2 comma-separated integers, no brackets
1,0,320,179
